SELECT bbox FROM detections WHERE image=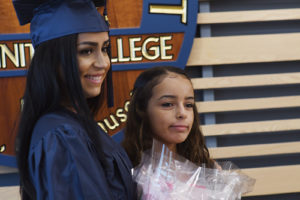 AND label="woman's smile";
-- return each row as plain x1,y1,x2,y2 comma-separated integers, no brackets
84,74,104,84
77,32,110,98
